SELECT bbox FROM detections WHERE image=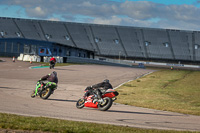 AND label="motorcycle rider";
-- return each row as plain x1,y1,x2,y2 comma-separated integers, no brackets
84,79,113,103
49,56,56,69
32,71,58,97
